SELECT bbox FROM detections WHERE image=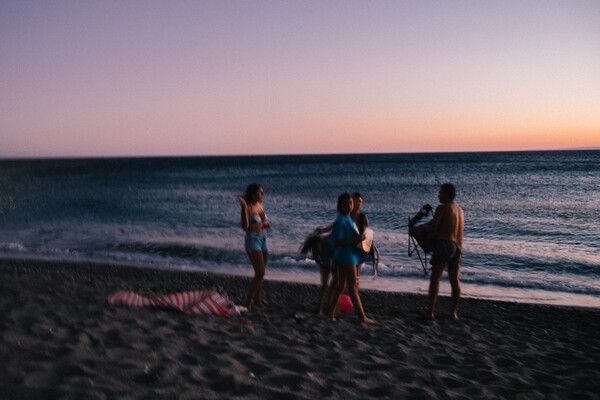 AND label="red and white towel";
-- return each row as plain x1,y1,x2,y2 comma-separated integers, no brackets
108,289,245,317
